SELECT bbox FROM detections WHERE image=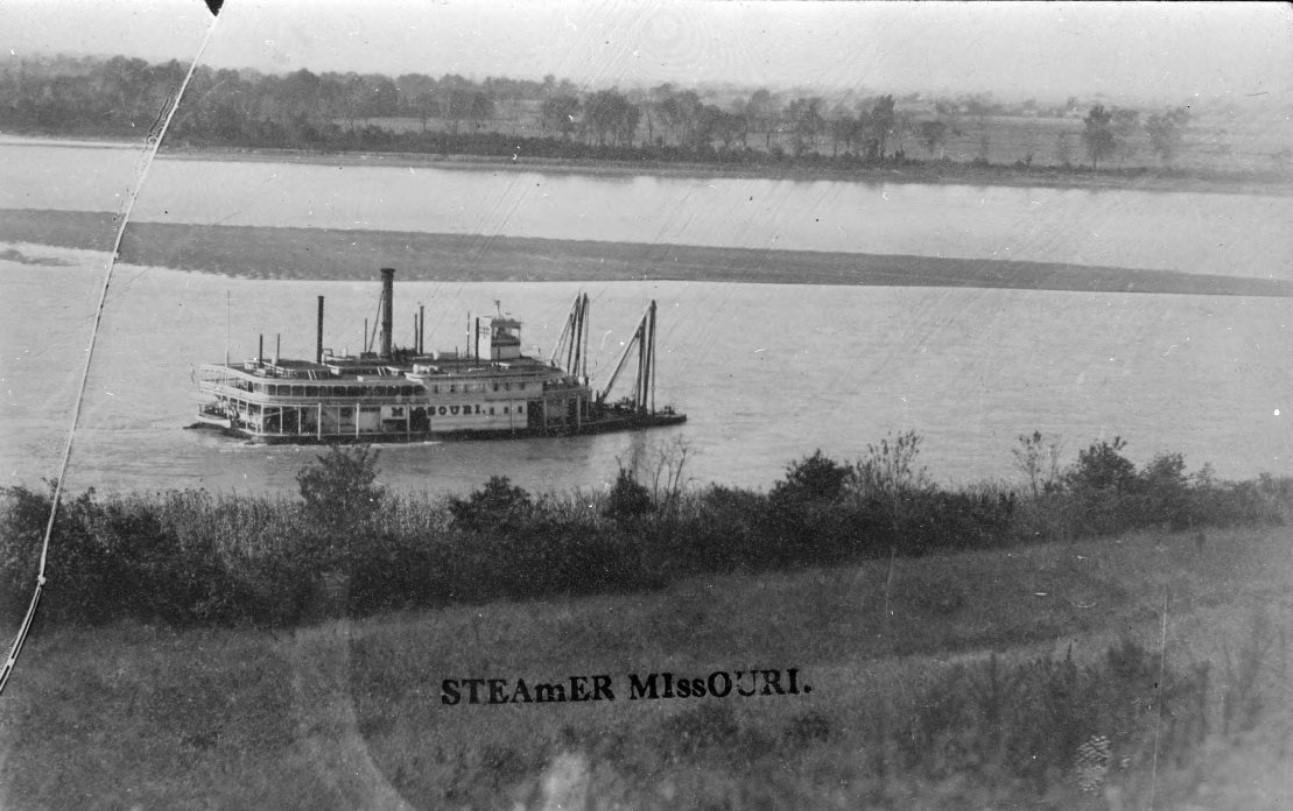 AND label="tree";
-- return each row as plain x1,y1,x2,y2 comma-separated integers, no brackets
870,95,897,160
582,89,638,147
1082,105,1116,170
655,88,702,150
540,93,580,140
339,72,368,130
786,96,824,157
743,88,779,151
296,445,384,529
360,74,399,119
1055,131,1074,167
435,74,476,135
411,90,438,133
466,90,495,130
1013,431,1063,497
1110,107,1140,165
829,109,864,157
918,120,949,159
1146,106,1190,167
974,114,991,164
